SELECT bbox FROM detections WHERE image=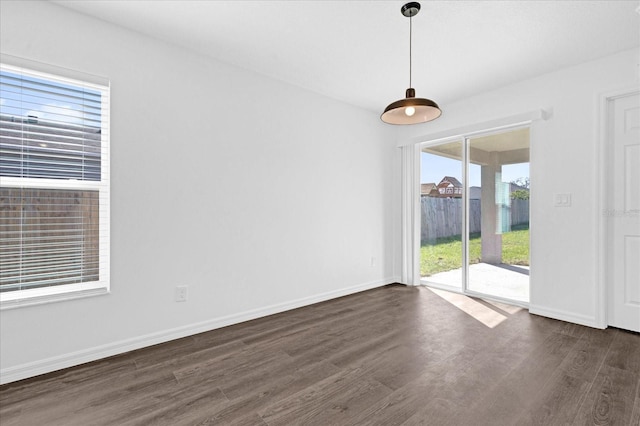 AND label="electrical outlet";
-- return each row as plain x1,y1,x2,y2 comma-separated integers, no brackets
175,285,188,302
371,257,376,267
